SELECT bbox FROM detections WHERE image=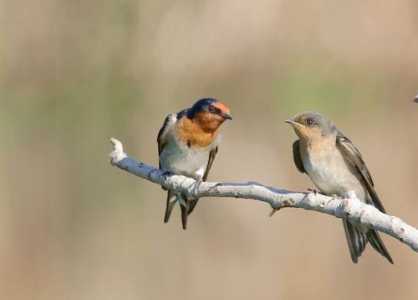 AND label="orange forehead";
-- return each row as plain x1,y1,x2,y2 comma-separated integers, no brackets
213,102,230,113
